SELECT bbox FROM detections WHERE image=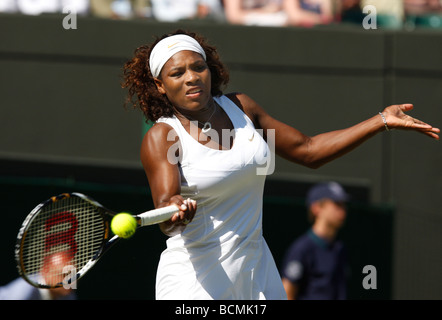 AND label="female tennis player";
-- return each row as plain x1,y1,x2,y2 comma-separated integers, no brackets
122,29,439,300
